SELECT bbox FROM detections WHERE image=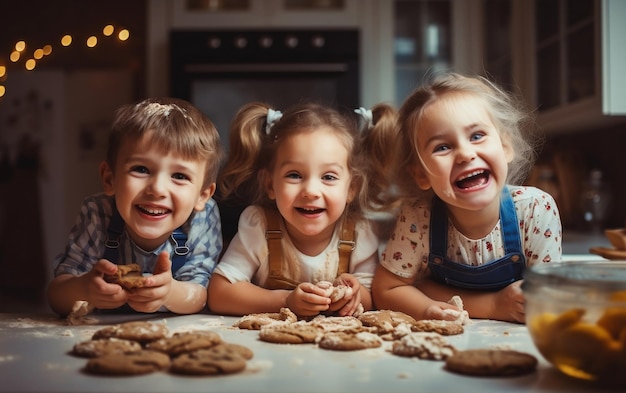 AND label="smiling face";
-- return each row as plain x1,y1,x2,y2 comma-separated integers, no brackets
412,93,514,216
101,132,215,251
265,127,353,254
